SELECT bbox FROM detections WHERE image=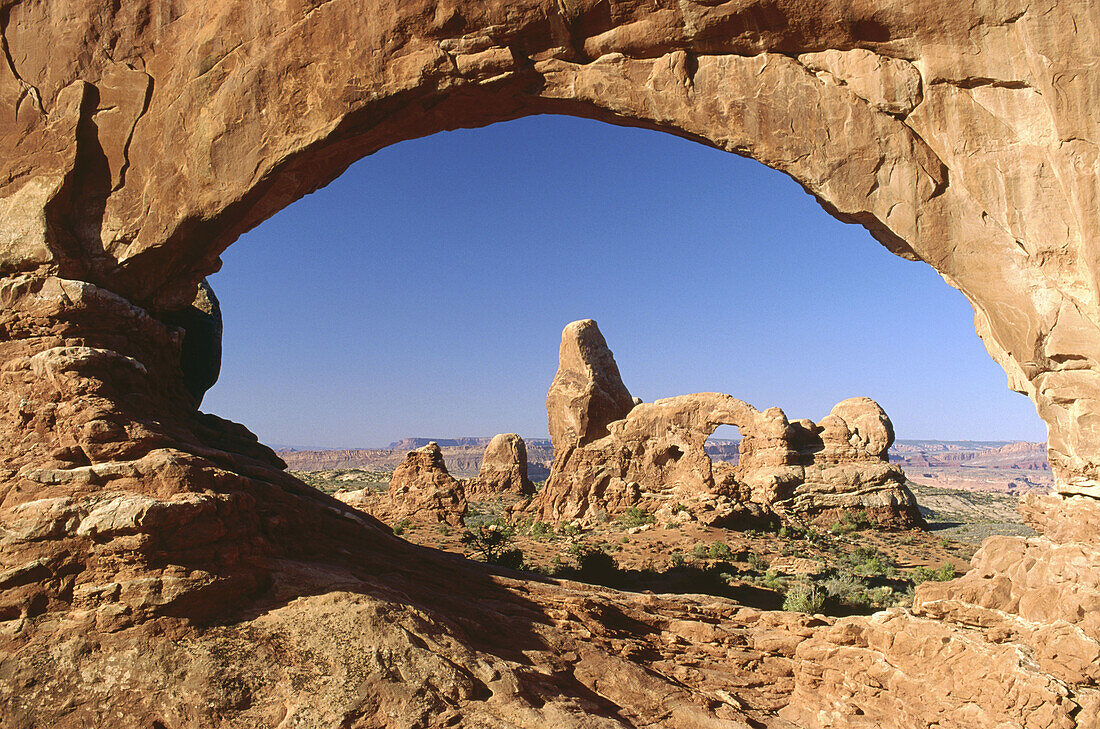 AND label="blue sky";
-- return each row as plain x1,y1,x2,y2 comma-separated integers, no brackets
204,114,1047,448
